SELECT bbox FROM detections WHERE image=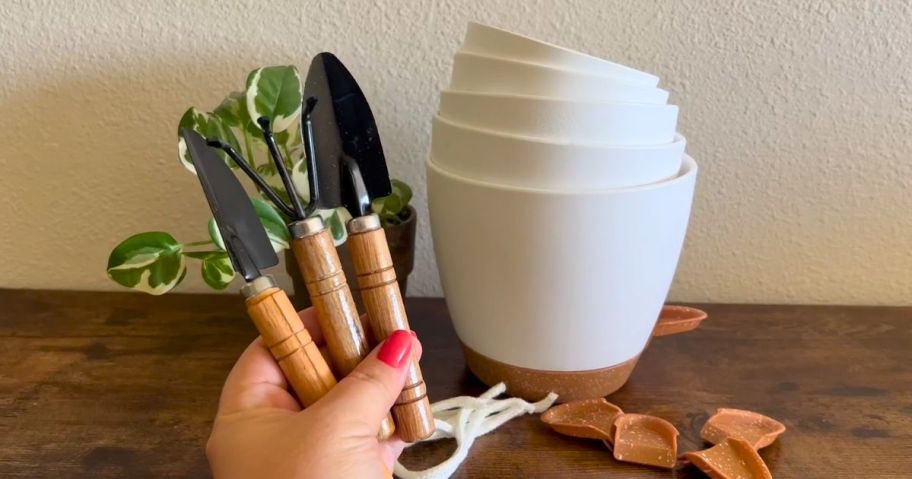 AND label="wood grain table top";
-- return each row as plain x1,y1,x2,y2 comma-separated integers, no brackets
1,289,910,478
